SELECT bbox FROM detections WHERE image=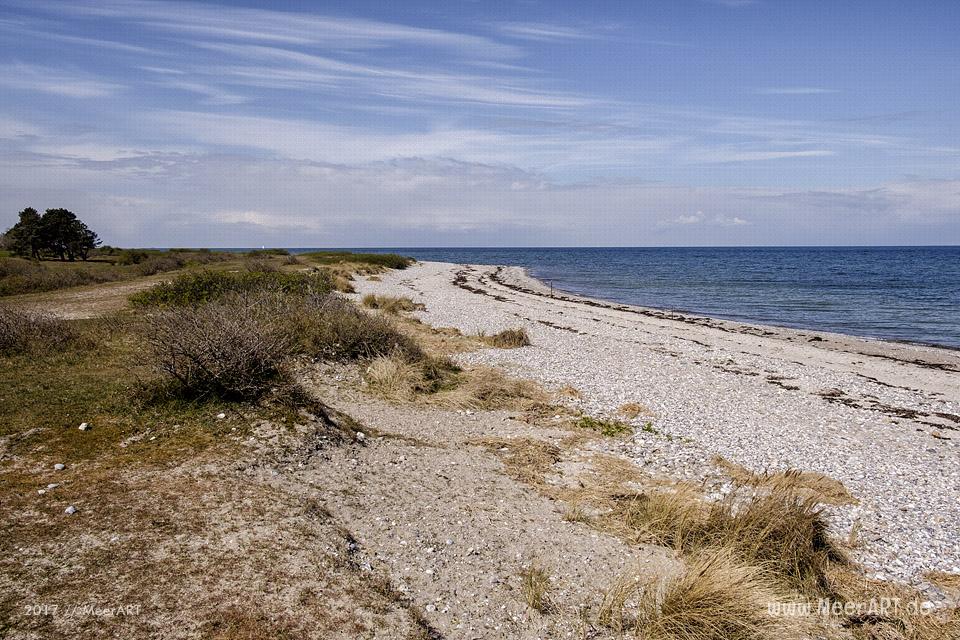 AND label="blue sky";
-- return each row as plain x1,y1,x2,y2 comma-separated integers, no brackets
0,0,958,246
